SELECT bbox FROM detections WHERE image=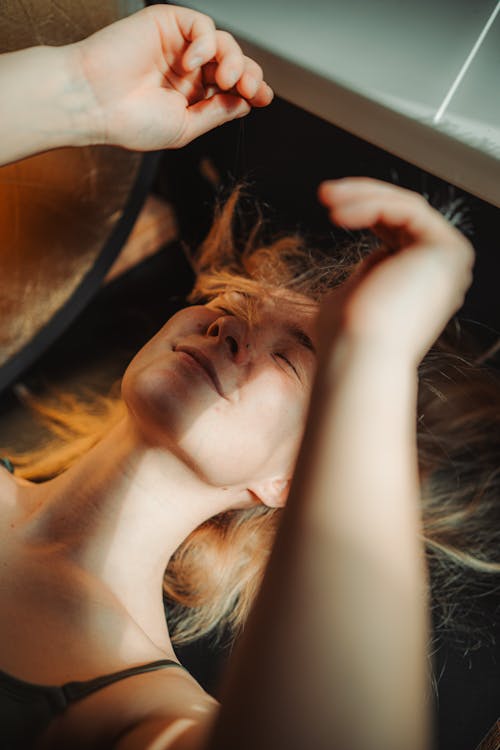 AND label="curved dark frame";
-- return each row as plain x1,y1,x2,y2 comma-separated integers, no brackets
0,150,162,395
